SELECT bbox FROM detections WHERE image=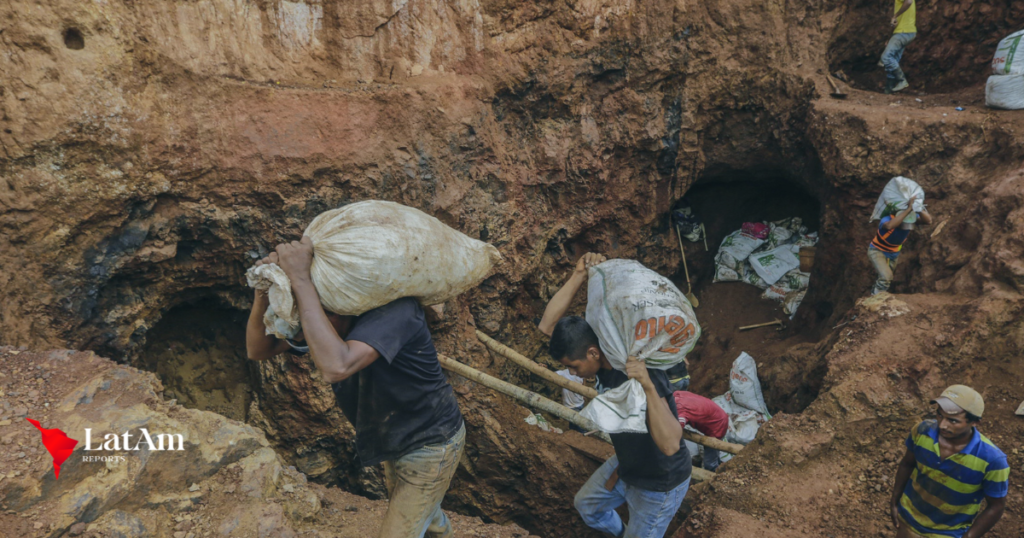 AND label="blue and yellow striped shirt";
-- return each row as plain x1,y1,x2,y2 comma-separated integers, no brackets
899,420,1010,538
